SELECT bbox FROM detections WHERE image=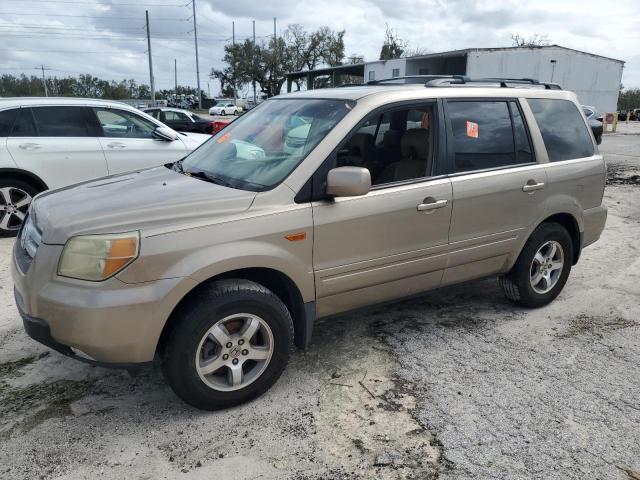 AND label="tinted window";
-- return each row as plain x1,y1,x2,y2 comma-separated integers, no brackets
511,102,533,164
95,108,157,138
165,111,189,121
528,98,594,161
10,108,37,137
32,106,91,137
448,100,532,173
337,105,435,185
0,109,17,137
146,109,161,119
